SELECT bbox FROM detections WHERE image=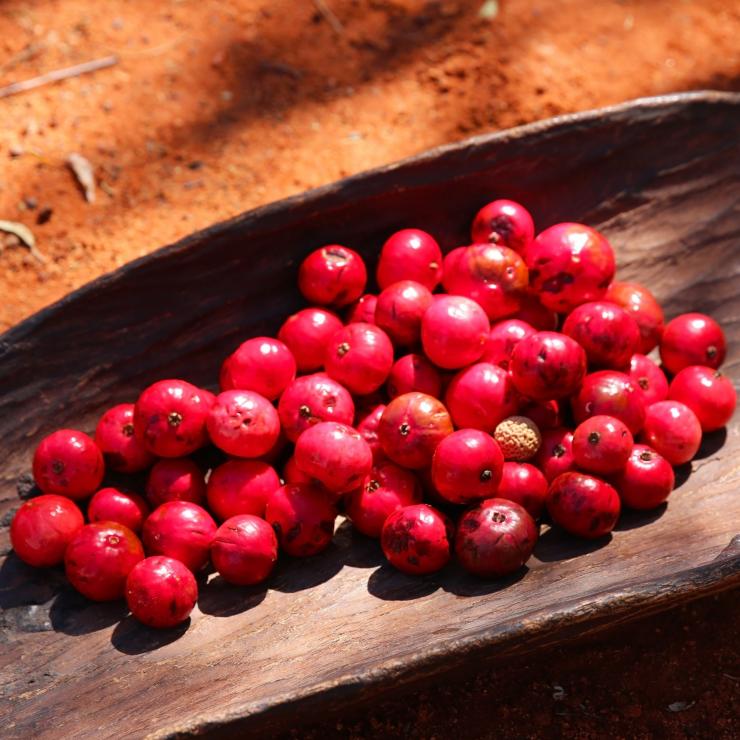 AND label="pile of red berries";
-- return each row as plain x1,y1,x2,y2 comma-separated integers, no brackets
10,199,736,629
